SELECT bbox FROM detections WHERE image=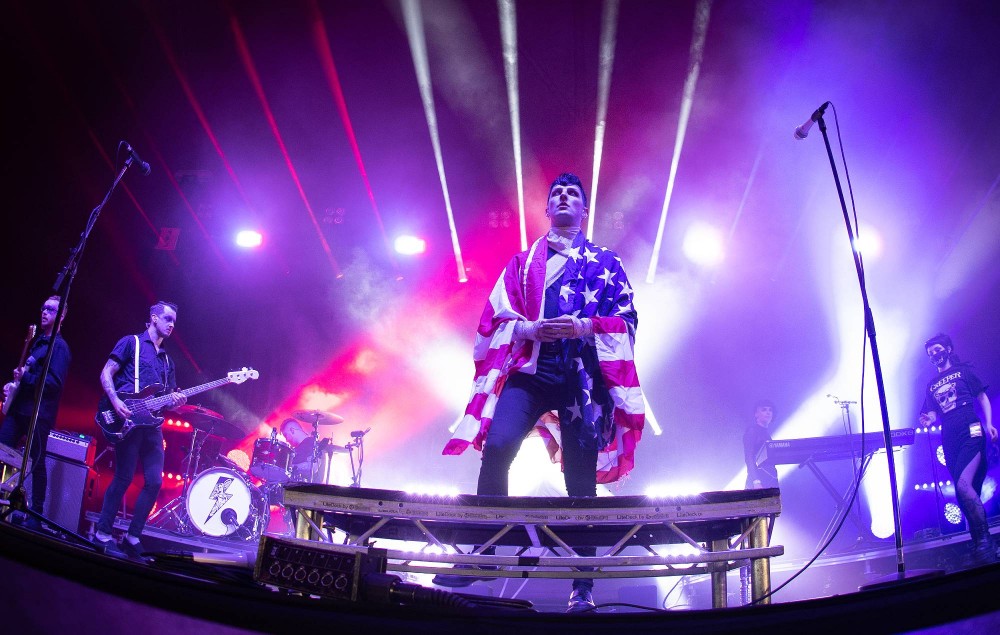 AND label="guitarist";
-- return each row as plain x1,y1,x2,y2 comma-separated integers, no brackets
0,295,71,530
94,301,186,557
